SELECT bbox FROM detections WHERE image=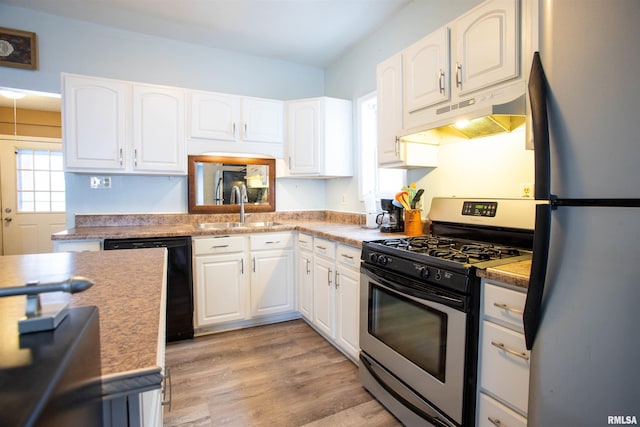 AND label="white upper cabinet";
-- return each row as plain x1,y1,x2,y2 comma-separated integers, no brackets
286,97,352,177
377,53,440,169
453,0,519,96
132,84,186,173
63,75,128,171
189,91,240,141
403,26,450,114
63,74,187,175
189,91,283,144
